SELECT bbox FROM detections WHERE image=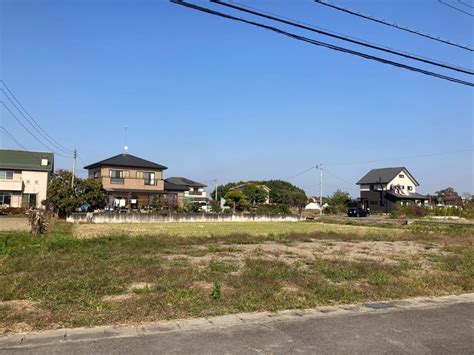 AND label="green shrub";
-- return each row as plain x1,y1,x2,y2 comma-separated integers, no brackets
211,281,221,301
392,205,426,218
